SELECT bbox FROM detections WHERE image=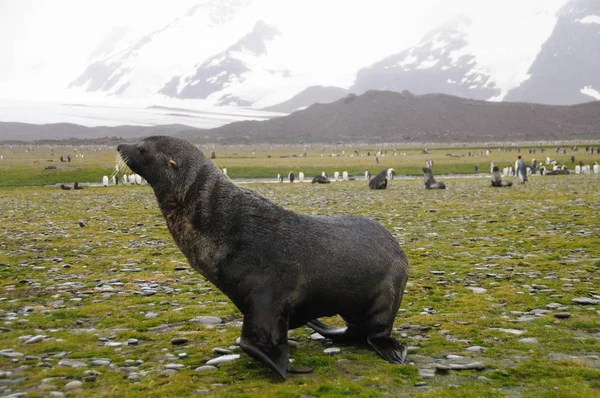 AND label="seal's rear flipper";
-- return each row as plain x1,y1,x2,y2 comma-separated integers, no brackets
307,319,366,343
367,336,407,364
307,319,347,337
